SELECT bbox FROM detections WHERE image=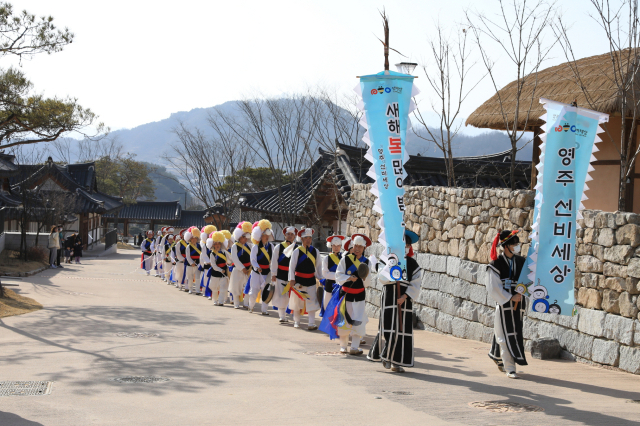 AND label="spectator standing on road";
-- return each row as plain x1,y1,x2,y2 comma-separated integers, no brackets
56,226,64,268
74,234,83,264
137,232,143,247
48,226,60,269
65,234,75,263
